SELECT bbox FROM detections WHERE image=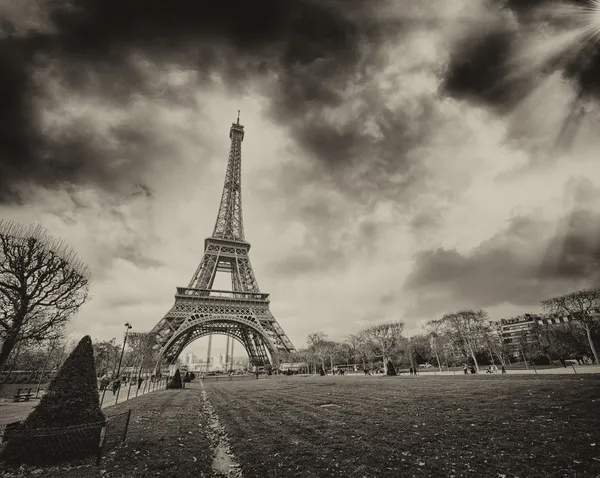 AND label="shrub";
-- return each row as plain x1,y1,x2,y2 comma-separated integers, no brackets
167,369,183,389
1,335,105,466
386,360,397,376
